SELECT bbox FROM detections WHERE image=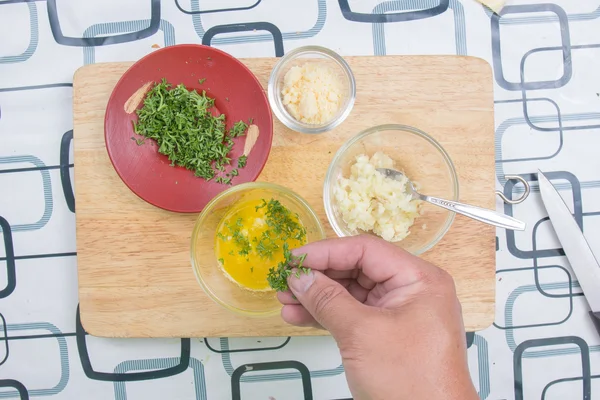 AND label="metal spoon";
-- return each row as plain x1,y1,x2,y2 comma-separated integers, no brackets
377,168,526,231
